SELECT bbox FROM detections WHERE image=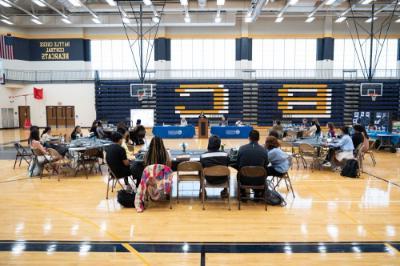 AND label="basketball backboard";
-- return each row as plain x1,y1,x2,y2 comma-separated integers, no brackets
360,83,383,101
